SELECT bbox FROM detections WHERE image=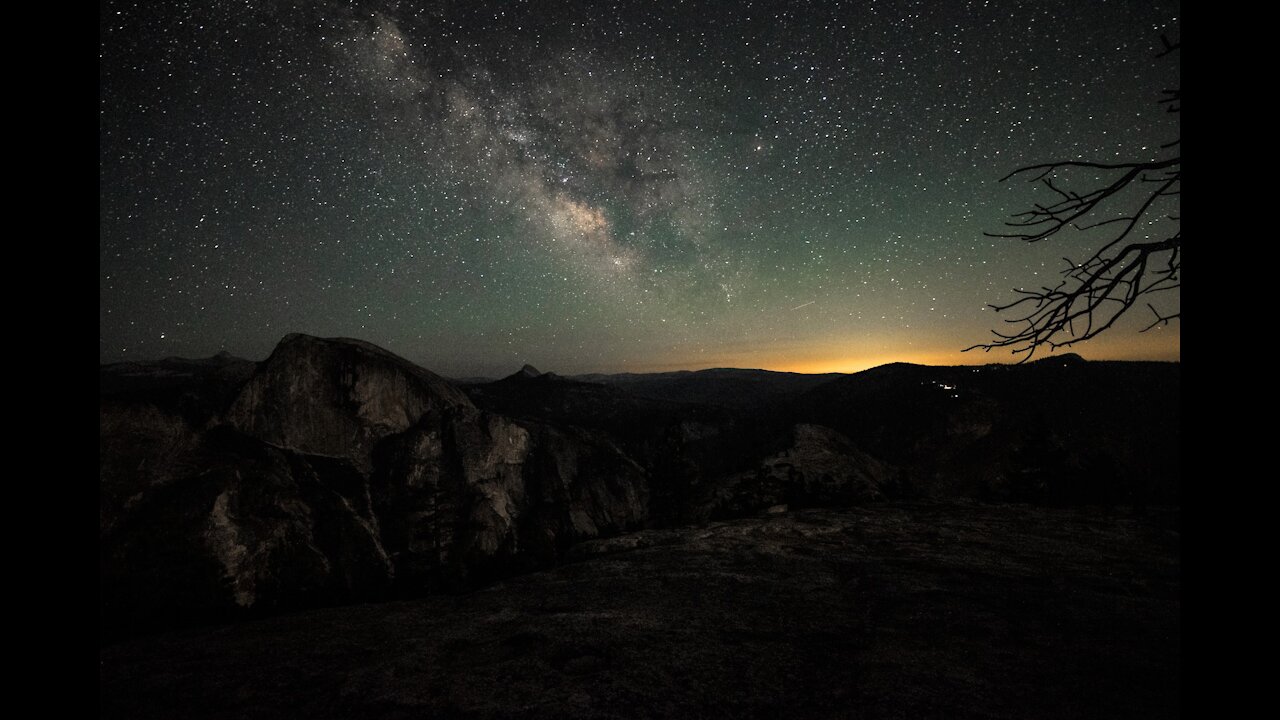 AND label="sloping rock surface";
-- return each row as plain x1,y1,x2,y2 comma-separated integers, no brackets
101,503,1180,720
